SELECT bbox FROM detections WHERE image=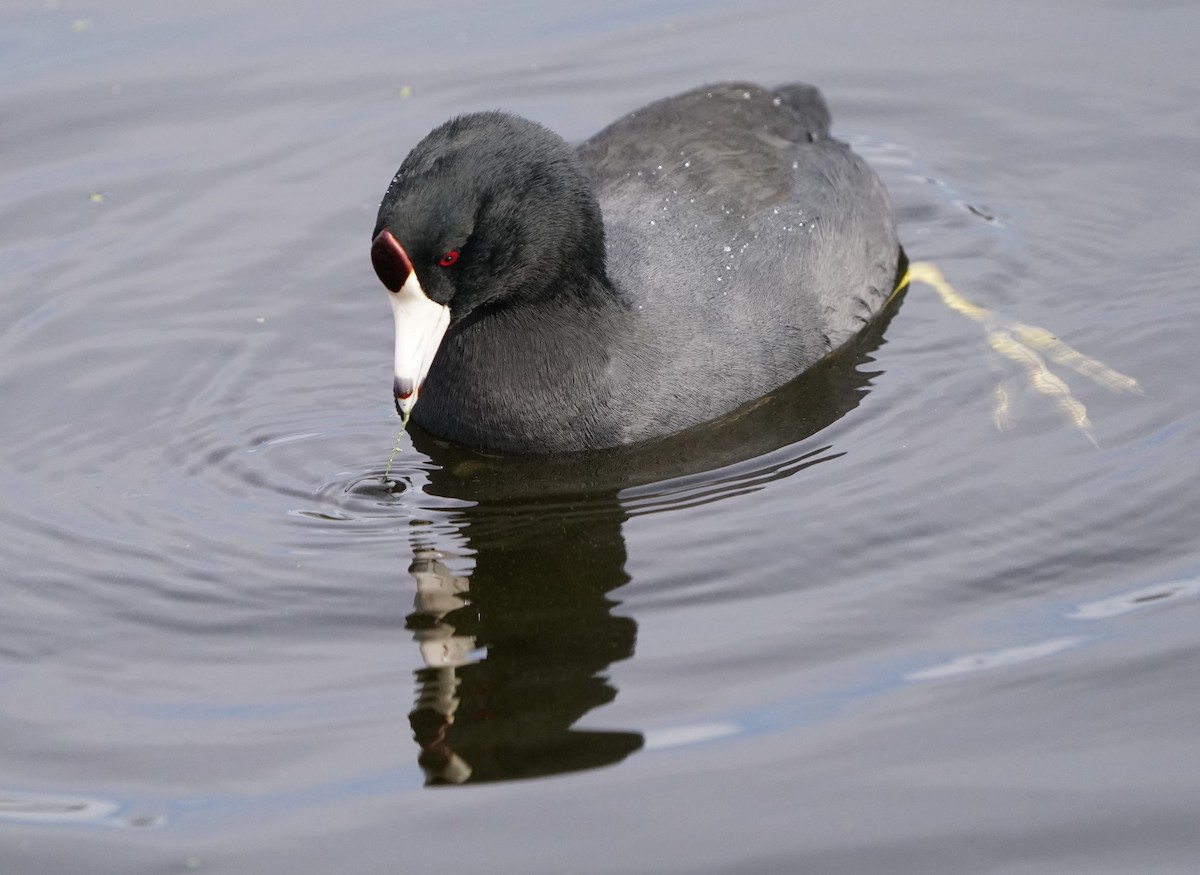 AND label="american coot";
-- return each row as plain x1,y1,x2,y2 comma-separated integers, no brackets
371,82,902,454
